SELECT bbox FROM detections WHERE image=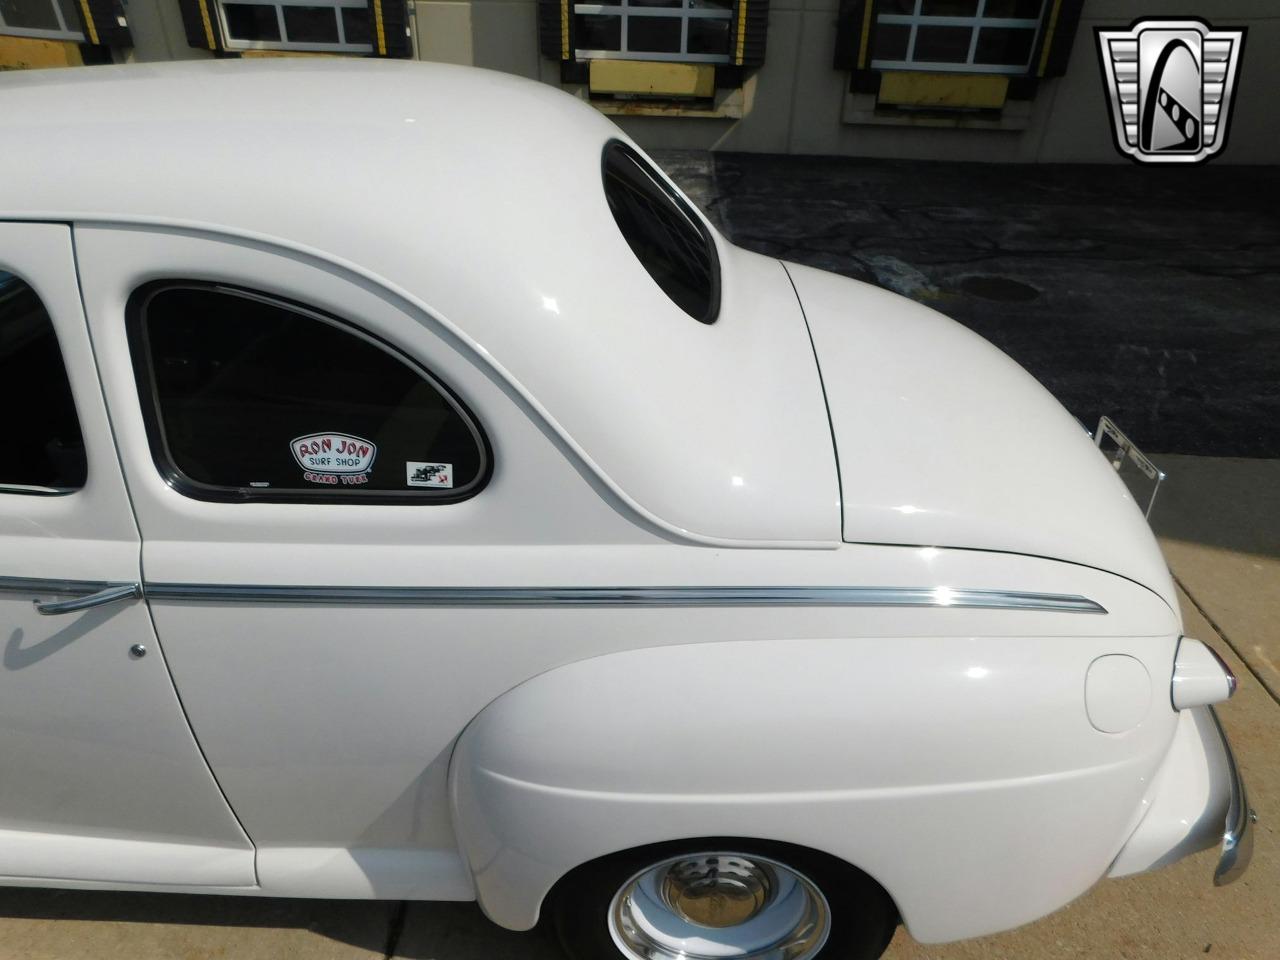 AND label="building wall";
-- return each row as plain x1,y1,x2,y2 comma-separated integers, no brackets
6,0,1274,163
560,0,1278,163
